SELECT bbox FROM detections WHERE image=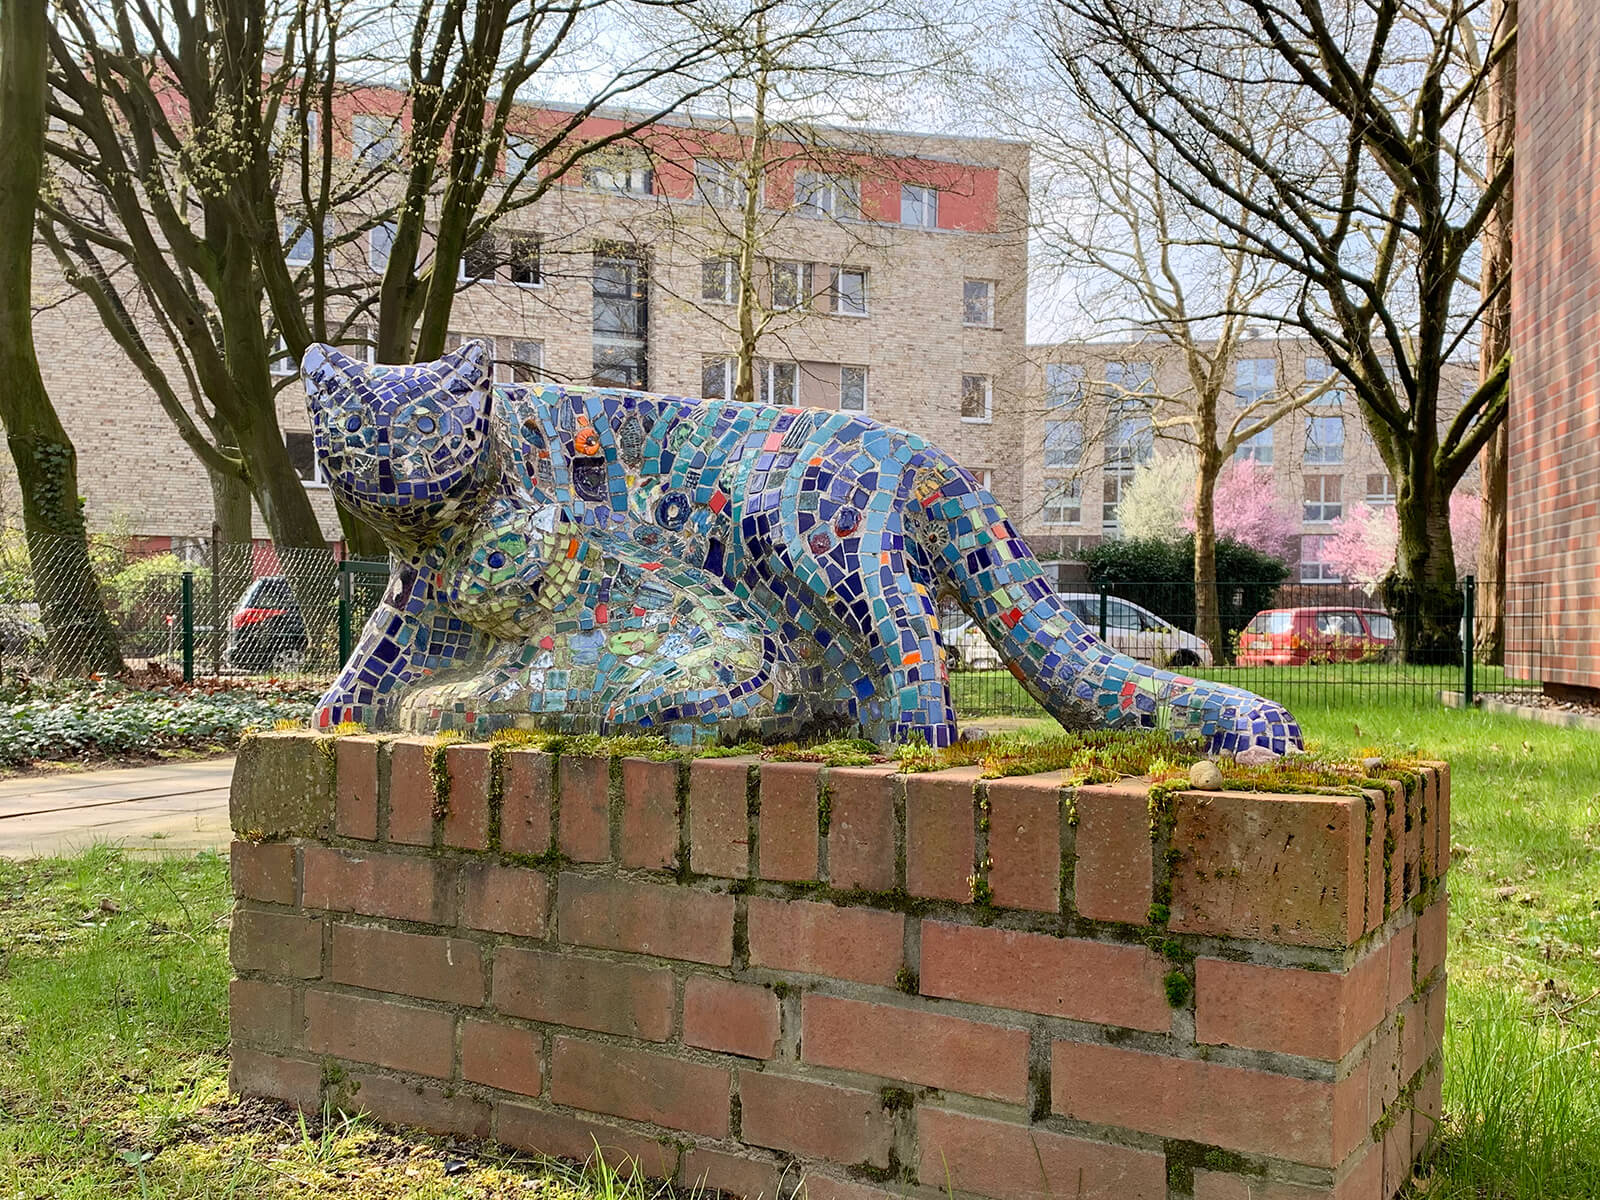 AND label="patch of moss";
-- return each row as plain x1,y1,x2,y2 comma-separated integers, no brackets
1164,969,1193,1007
894,966,919,994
